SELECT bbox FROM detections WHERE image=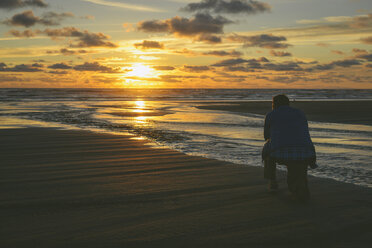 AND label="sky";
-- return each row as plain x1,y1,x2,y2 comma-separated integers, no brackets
0,0,371,88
